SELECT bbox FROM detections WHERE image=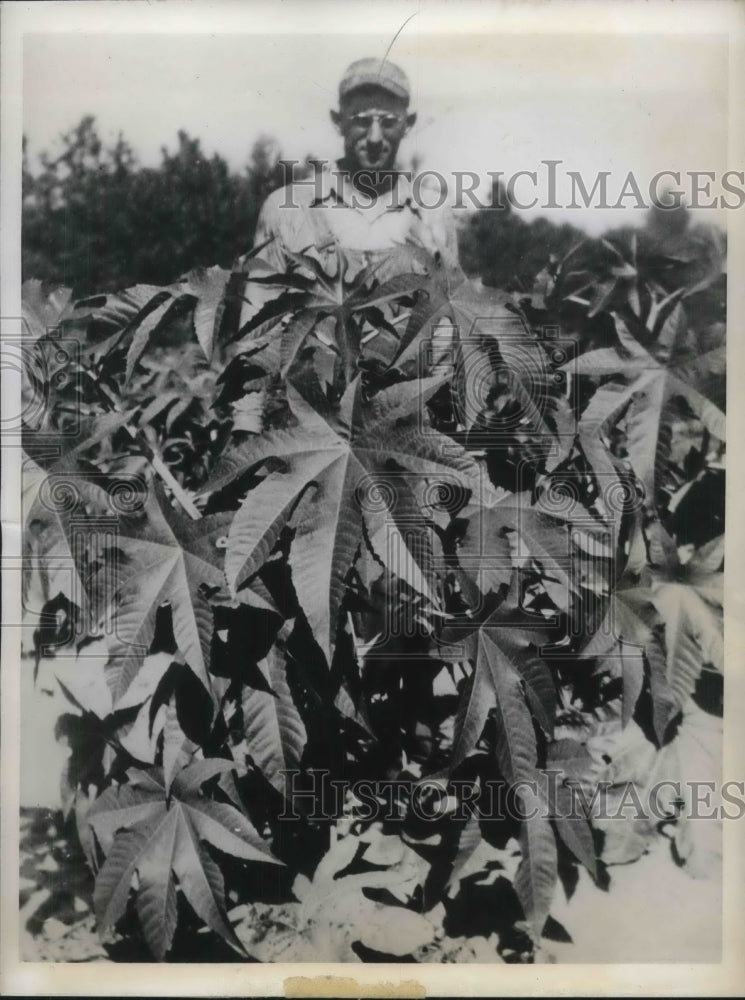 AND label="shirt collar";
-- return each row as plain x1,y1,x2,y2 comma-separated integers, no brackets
312,161,414,213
